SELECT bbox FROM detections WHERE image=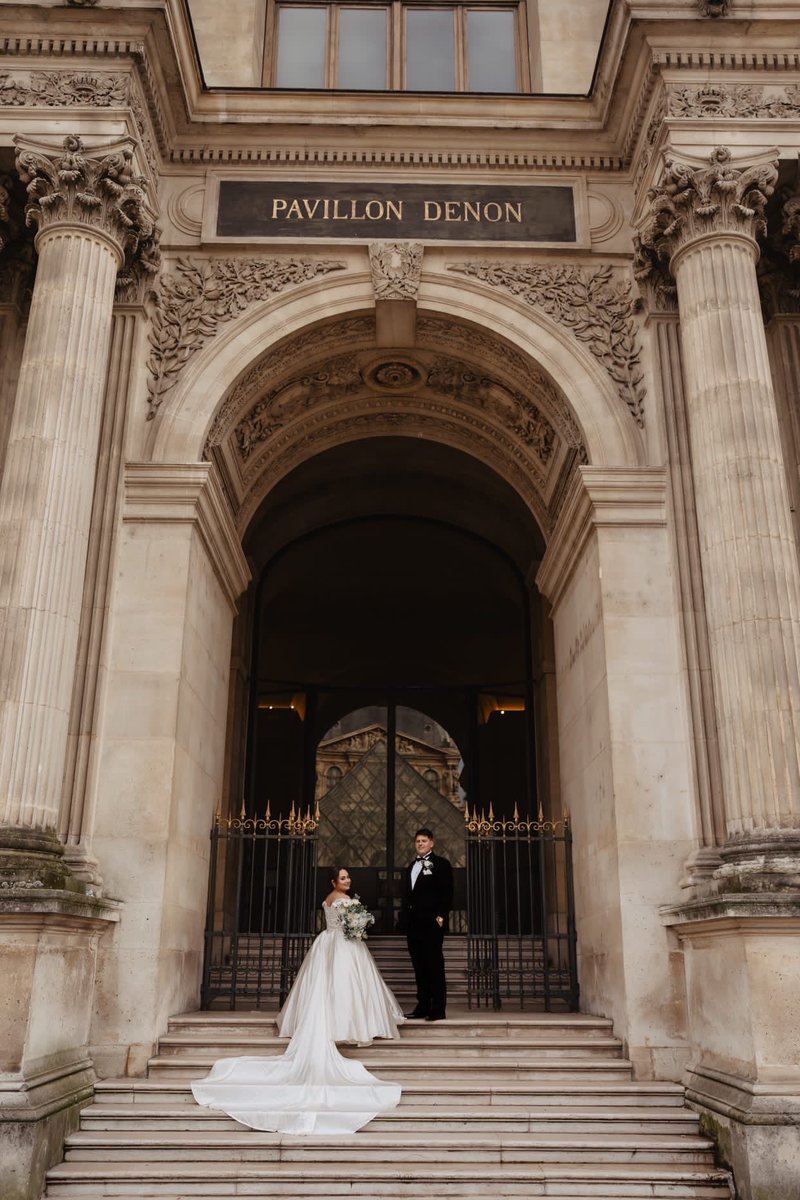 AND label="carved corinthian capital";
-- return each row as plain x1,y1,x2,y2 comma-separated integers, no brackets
638,146,779,270
14,133,160,281
369,241,423,301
